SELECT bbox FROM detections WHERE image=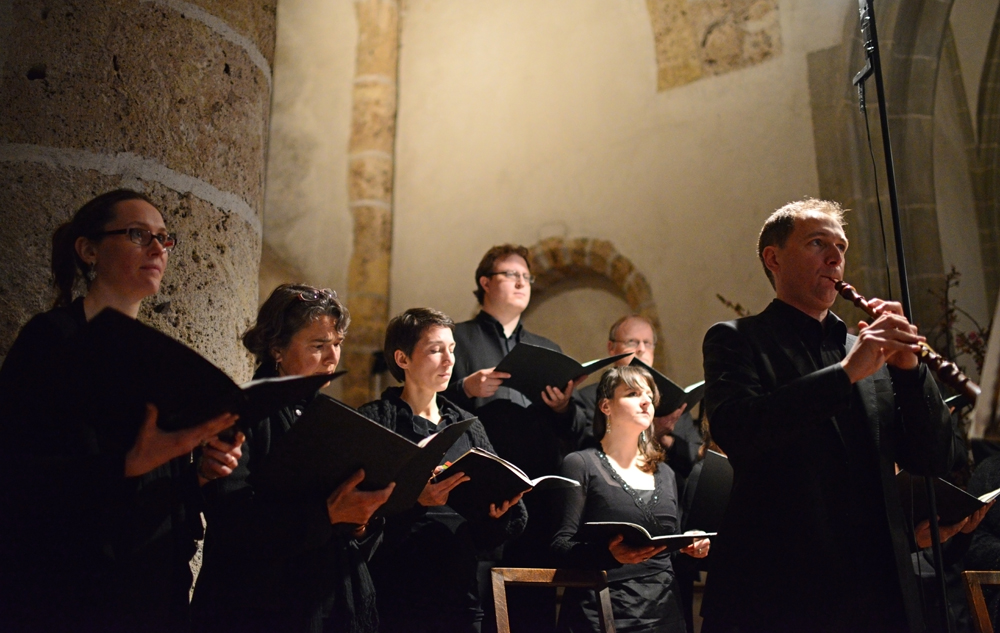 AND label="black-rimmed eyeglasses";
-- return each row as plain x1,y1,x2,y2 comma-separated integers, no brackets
488,271,536,285
99,228,178,252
